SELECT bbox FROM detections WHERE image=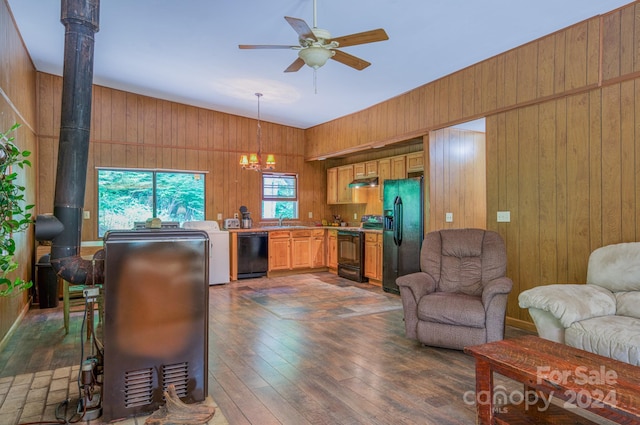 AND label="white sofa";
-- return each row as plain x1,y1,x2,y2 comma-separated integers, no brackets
518,242,640,366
